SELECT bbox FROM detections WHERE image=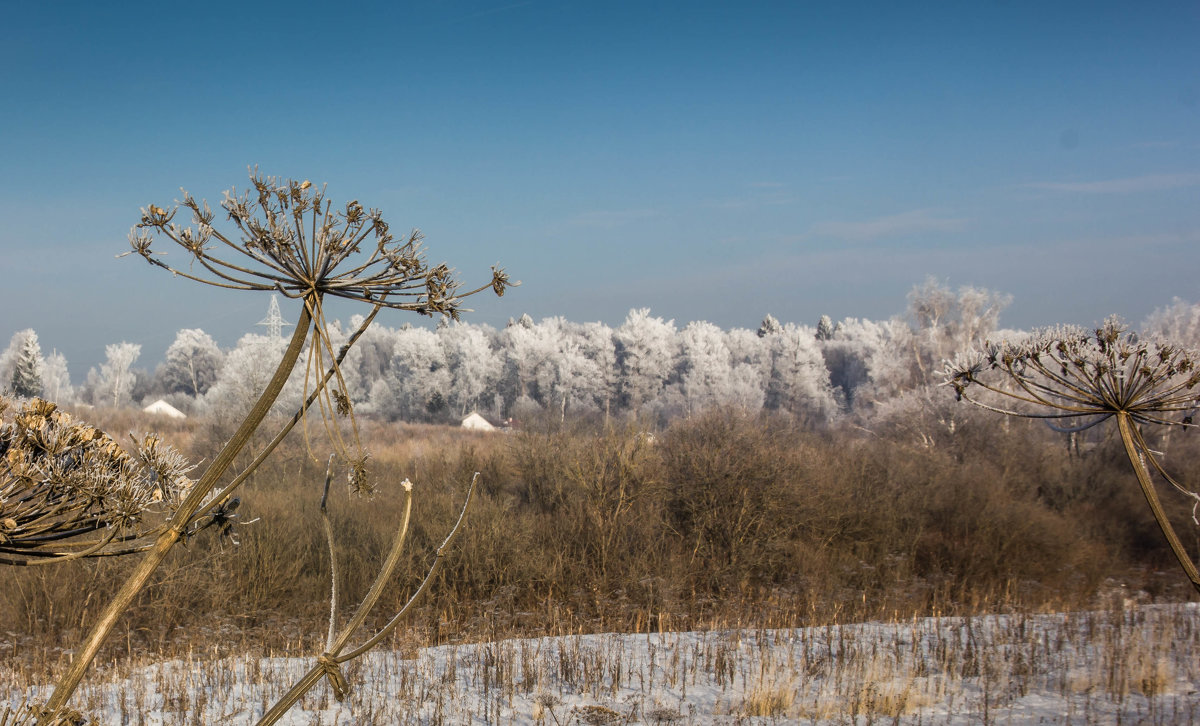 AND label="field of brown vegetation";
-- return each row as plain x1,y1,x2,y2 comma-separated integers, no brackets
5,403,1196,688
